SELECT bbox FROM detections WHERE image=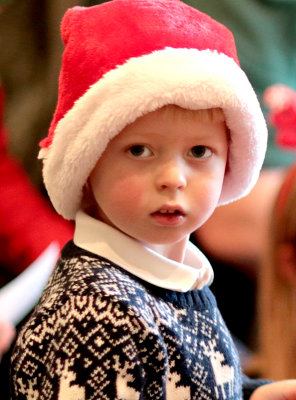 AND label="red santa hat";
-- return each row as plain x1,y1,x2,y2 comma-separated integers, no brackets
39,0,267,220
